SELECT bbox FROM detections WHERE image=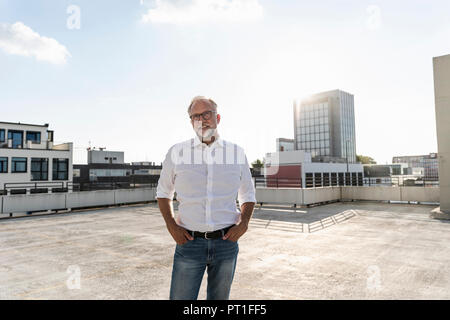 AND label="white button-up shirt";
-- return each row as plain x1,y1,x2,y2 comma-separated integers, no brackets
156,135,256,232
